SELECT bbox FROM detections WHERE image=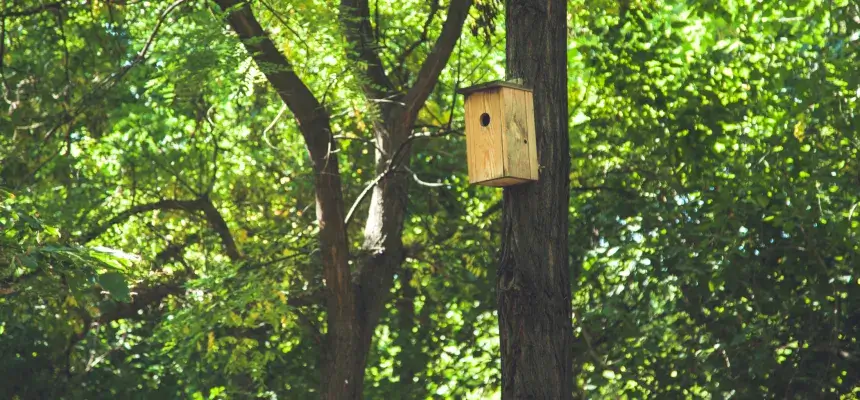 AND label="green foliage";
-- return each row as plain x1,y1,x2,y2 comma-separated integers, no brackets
567,0,860,397
2,0,859,398
0,192,140,398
